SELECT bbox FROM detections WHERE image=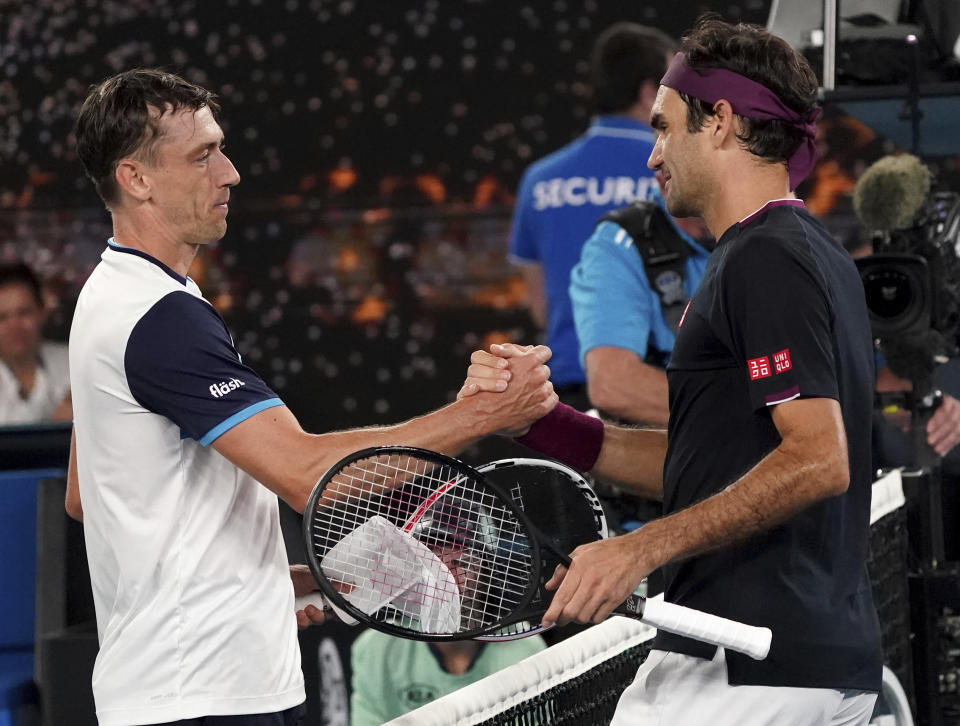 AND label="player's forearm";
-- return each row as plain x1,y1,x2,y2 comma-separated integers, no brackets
587,372,669,427
593,386,669,427
584,347,669,426
230,406,477,512
629,434,848,571
590,424,666,499
513,403,666,499
220,391,552,513
309,396,506,470
219,347,554,511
